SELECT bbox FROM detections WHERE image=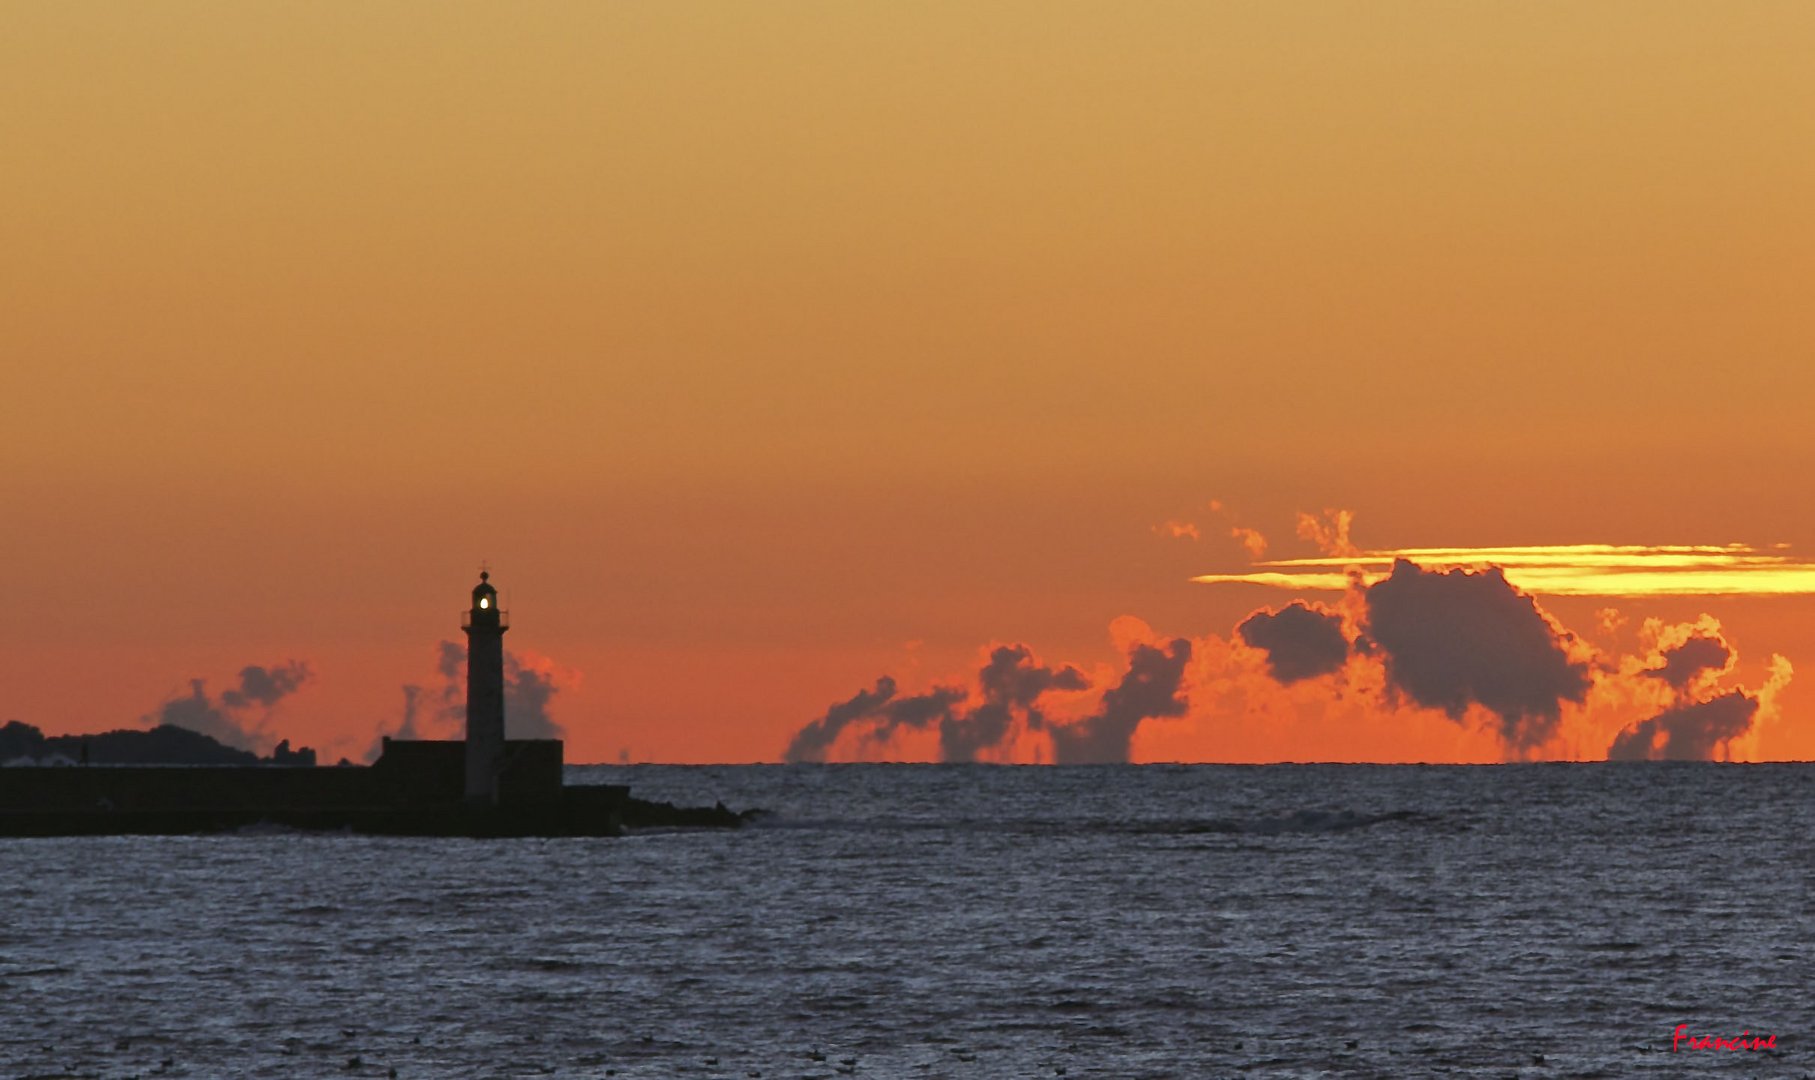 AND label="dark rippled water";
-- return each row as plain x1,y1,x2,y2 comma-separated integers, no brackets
1,764,1810,1078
